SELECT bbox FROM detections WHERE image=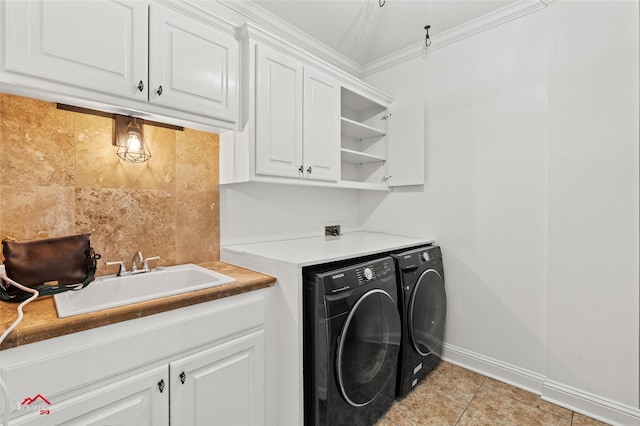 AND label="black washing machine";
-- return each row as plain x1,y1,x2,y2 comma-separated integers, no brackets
392,245,447,398
303,256,401,426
